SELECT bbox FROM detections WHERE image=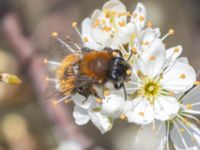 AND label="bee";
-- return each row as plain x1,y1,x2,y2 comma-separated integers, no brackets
45,32,132,104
